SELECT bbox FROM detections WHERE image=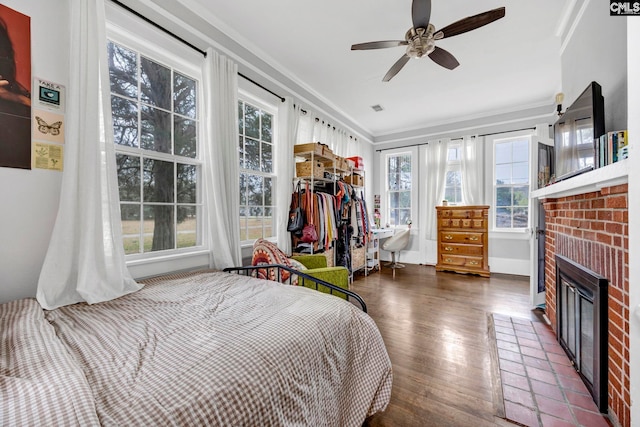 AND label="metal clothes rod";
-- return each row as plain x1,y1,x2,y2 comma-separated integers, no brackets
375,125,542,152
109,0,285,103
